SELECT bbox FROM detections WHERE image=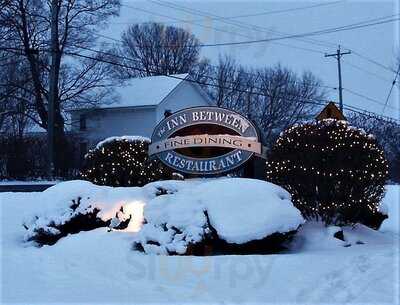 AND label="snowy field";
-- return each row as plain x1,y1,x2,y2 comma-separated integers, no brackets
0,180,399,305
